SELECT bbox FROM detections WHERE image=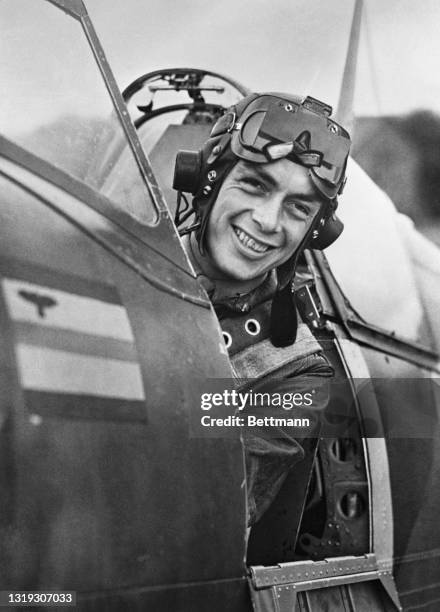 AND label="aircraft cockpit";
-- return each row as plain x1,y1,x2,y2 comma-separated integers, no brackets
121,68,249,212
